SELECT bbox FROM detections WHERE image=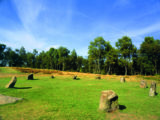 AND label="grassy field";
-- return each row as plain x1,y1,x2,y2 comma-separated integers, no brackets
0,67,160,120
